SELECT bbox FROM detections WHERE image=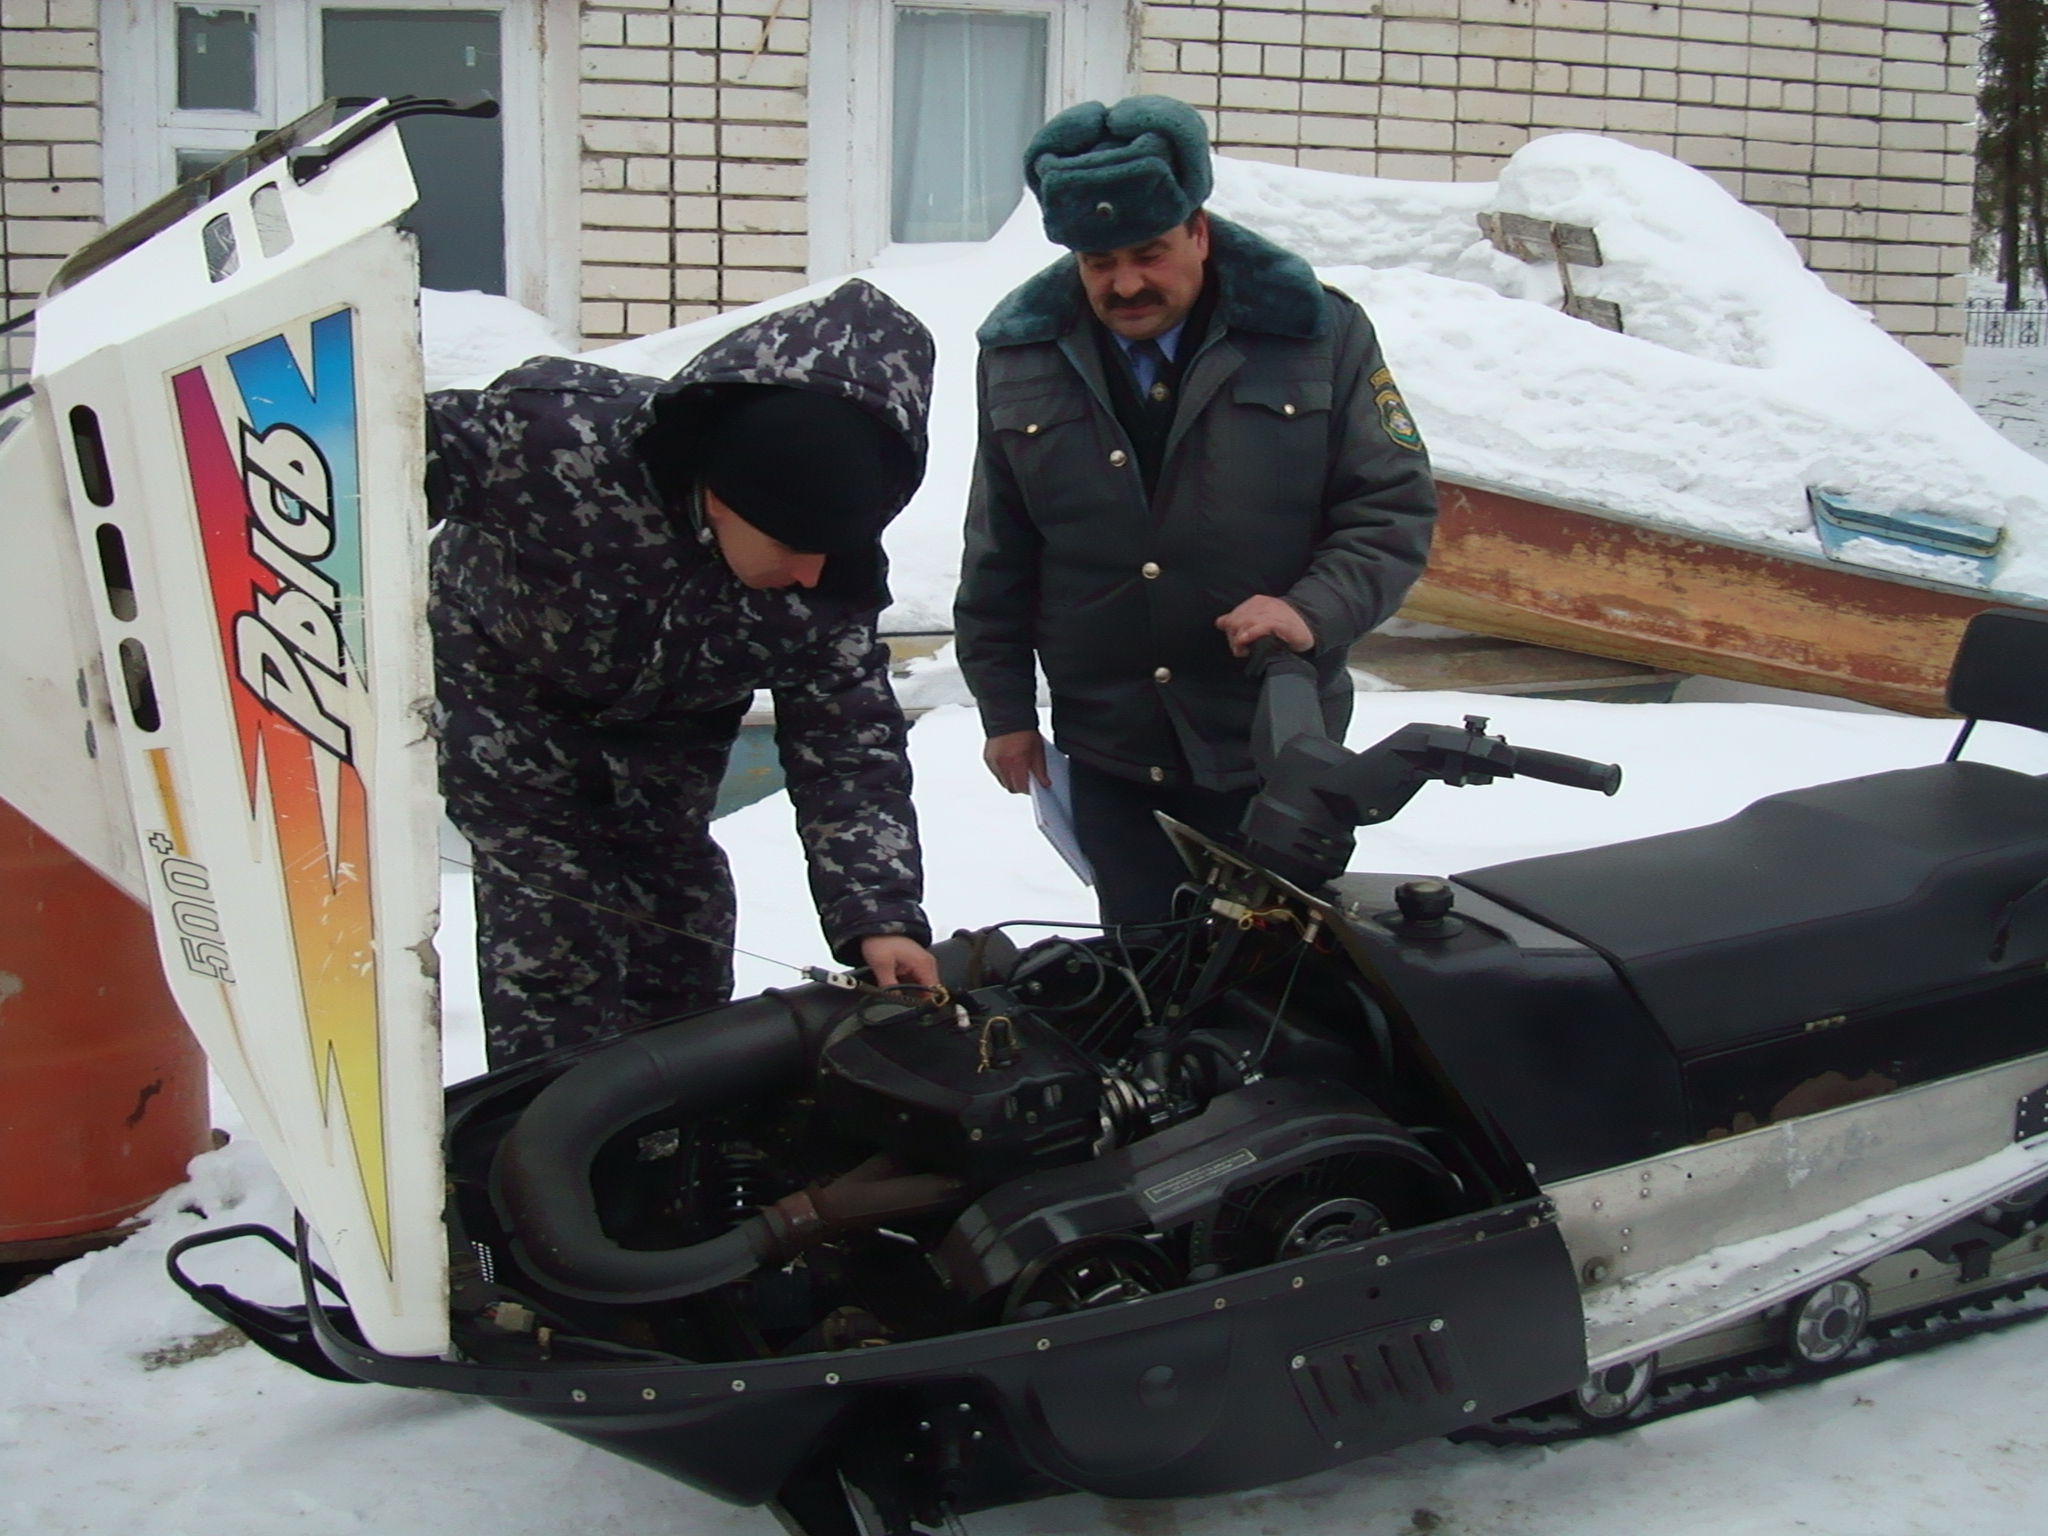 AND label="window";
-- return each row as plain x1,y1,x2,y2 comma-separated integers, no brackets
163,4,271,188
176,7,259,111
103,0,576,320
321,9,504,291
890,9,1047,244
810,0,1132,275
